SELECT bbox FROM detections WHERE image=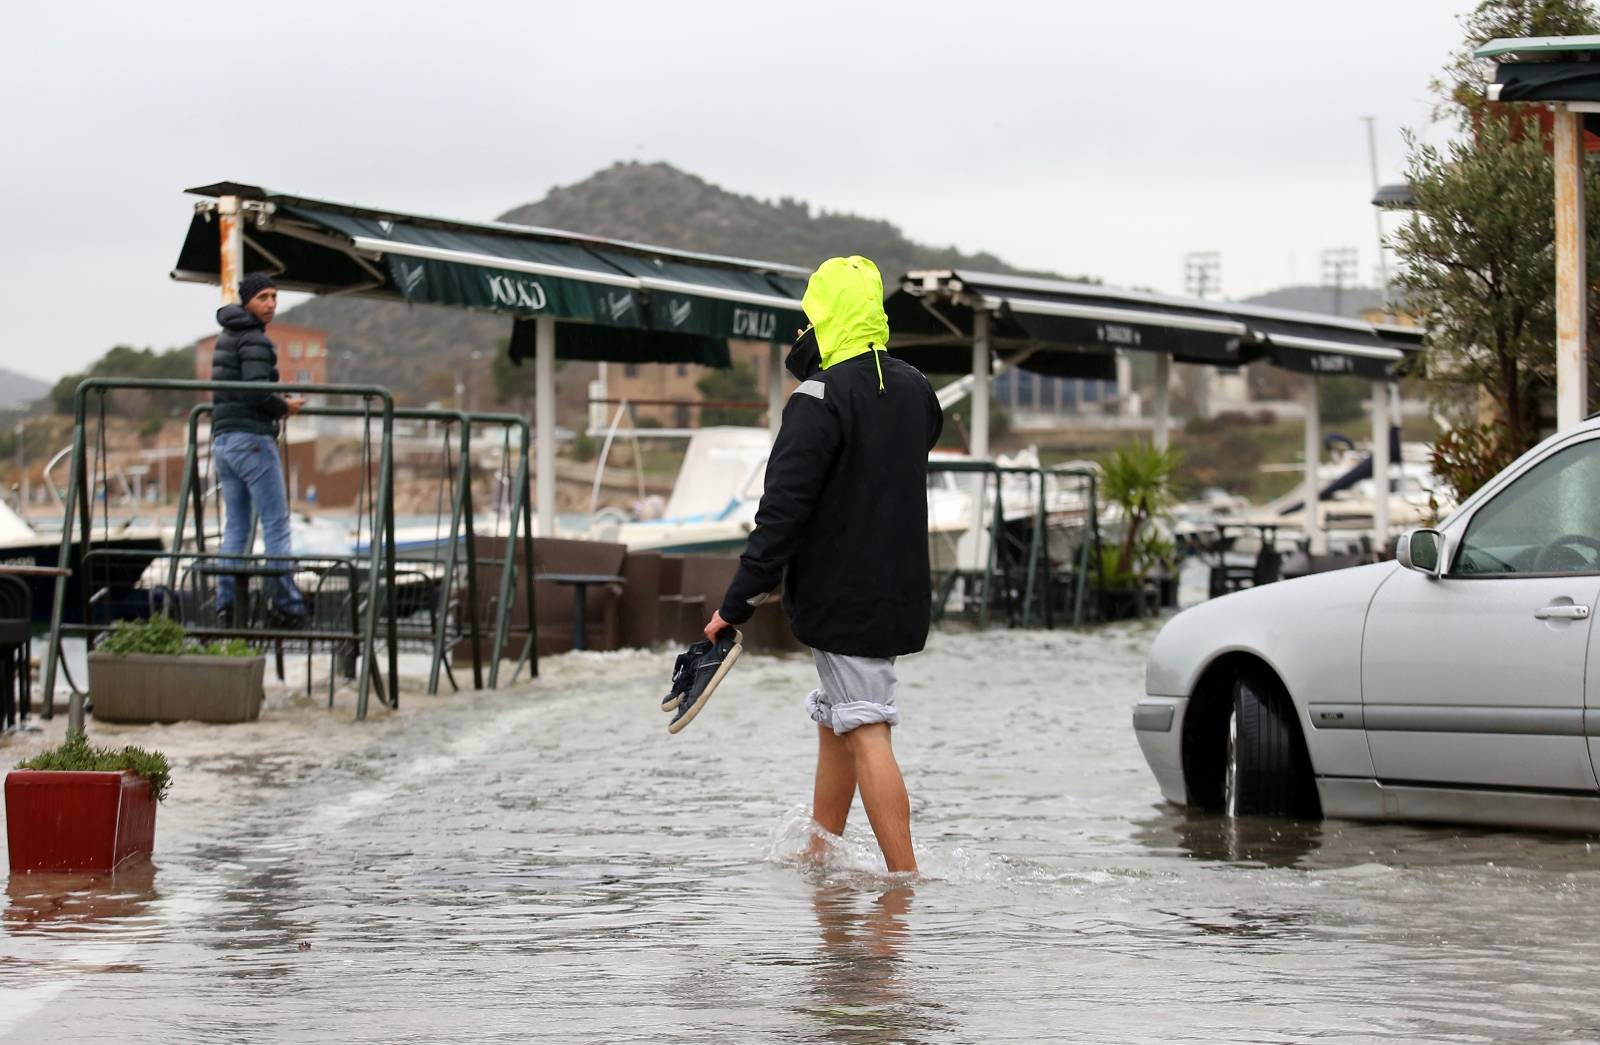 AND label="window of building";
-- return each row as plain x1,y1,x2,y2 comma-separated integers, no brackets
297,369,312,383
676,363,689,378
287,341,302,358
624,364,640,379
